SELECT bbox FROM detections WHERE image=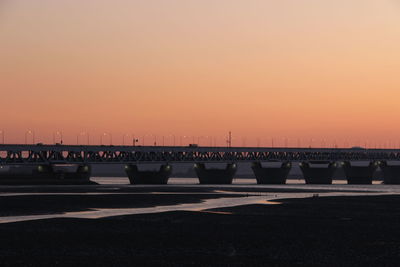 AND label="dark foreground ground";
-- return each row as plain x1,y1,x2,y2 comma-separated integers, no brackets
1,194,400,266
